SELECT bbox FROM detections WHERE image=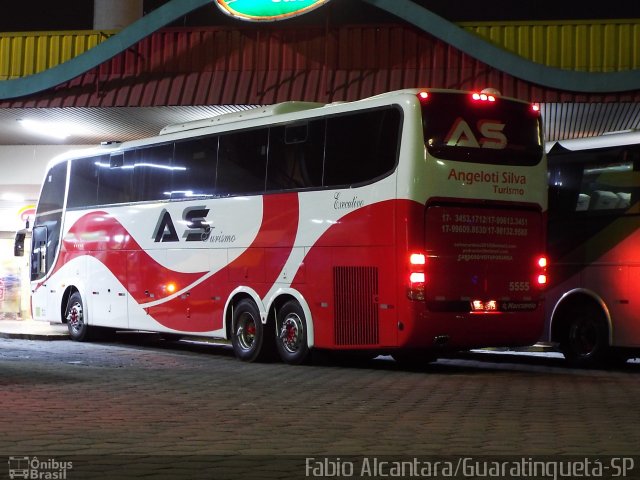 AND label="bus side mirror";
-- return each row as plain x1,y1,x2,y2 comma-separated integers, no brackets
14,230,26,257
